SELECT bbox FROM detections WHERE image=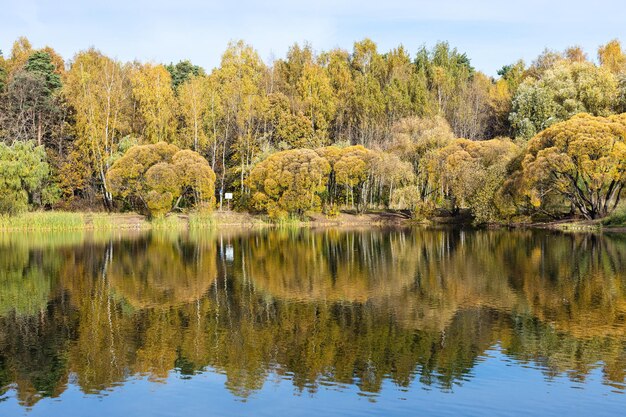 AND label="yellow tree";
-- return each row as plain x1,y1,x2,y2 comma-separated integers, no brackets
248,148,330,218
7,37,33,75
130,63,177,143
388,115,454,203
296,63,336,144
425,138,520,223
371,152,414,207
334,145,375,212
598,40,626,74
266,92,315,148
214,41,267,198
63,49,131,208
320,48,355,142
520,113,626,219
350,39,386,146
106,142,216,217
177,74,209,152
